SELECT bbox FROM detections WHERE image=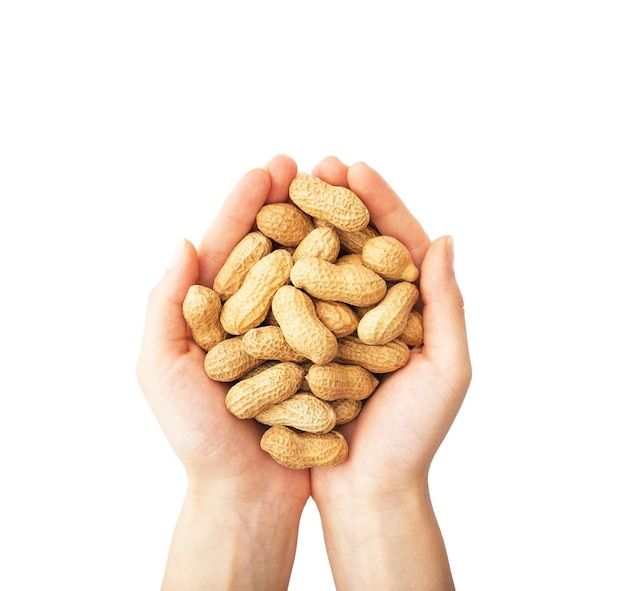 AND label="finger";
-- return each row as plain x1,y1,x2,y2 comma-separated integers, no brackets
419,236,471,397
197,167,272,287
311,155,350,187
347,161,431,266
265,154,298,203
138,239,199,371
